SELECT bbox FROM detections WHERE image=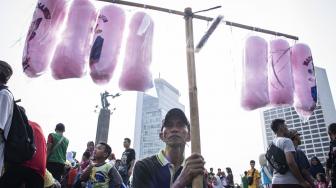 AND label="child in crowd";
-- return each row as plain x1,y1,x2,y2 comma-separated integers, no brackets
316,173,328,188
80,142,123,188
